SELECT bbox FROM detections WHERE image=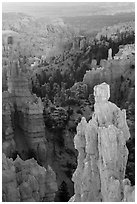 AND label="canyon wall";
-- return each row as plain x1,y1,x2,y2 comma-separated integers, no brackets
70,82,135,202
